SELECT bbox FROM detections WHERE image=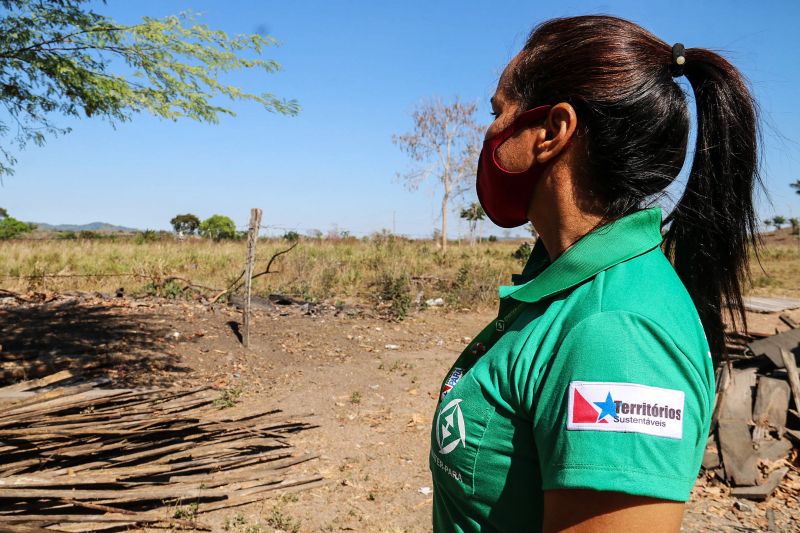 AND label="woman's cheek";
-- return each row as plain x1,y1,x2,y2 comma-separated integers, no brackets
496,135,535,172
